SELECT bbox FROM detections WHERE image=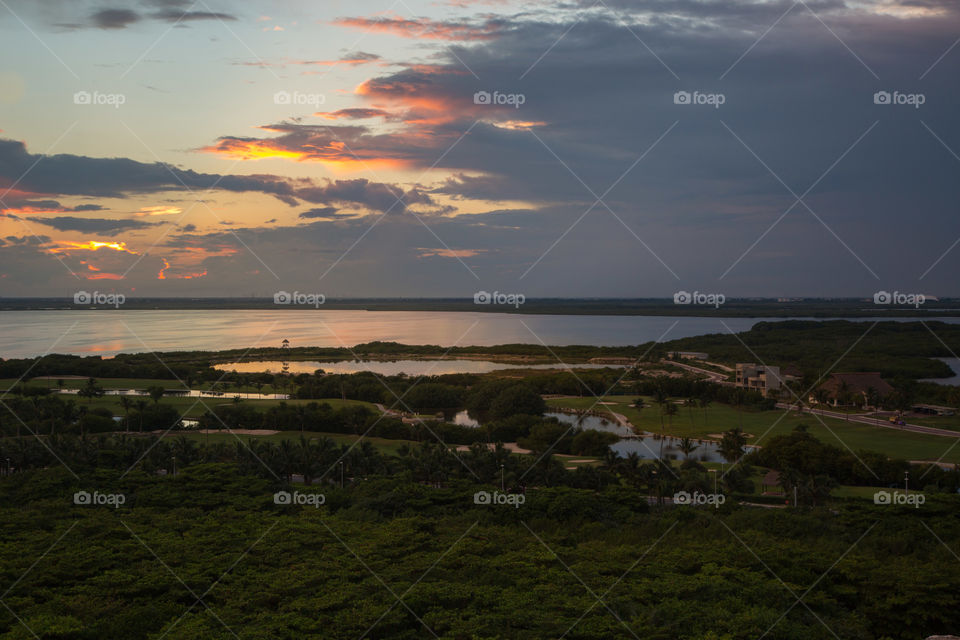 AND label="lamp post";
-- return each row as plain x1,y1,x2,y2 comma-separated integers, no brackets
172,455,176,477
708,468,717,495
904,470,910,495
340,461,344,489
500,464,505,492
